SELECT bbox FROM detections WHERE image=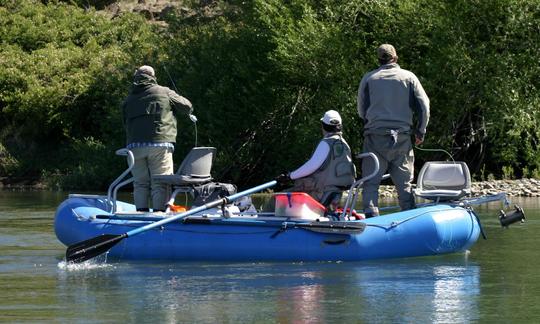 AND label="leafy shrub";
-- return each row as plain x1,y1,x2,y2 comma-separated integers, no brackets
1,0,540,190
0,0,160,189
